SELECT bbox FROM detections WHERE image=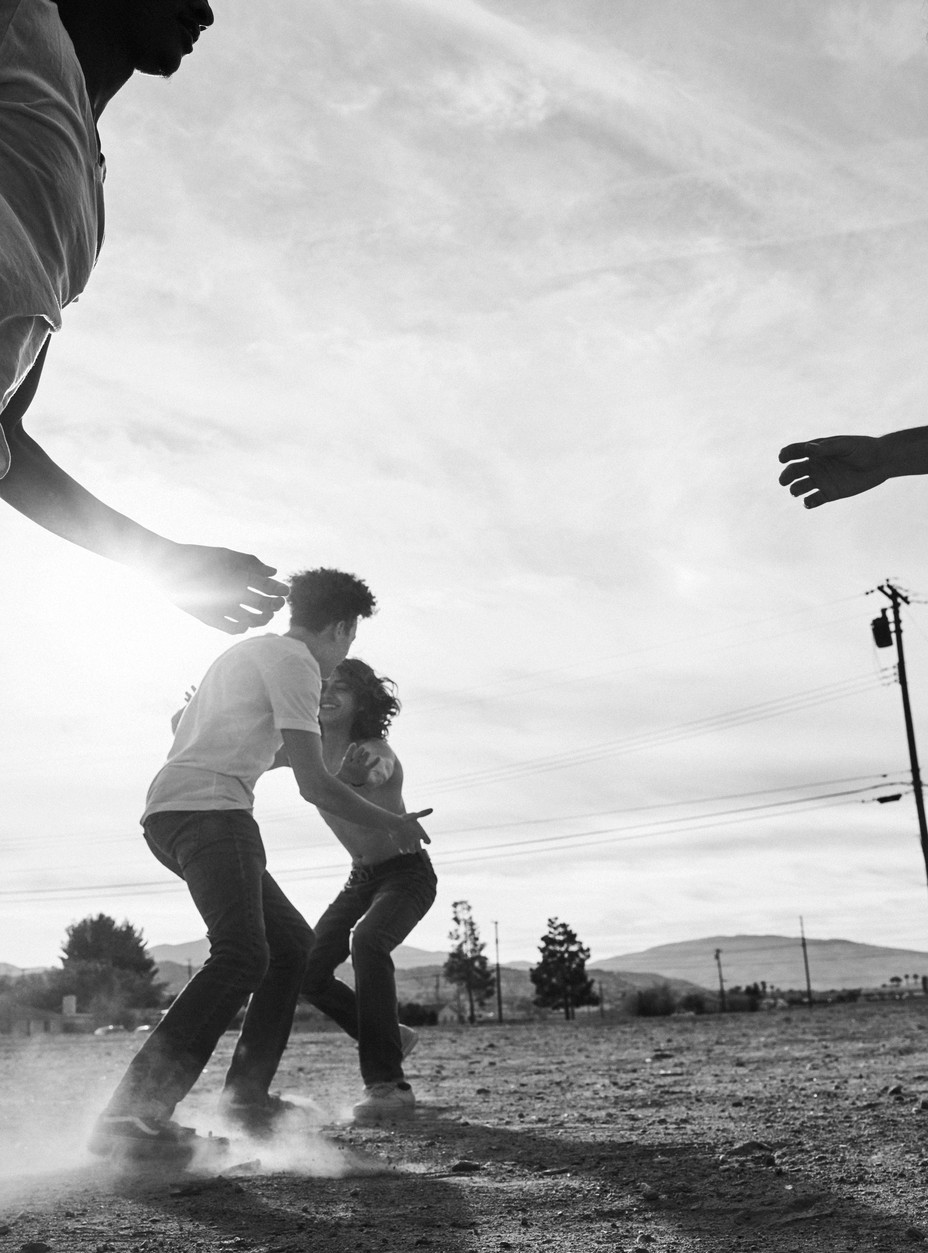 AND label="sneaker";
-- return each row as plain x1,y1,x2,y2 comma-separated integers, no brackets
399,1024,419,1062
88,1113,228,1164
352,1081,416,1123
218,1091,299,1138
